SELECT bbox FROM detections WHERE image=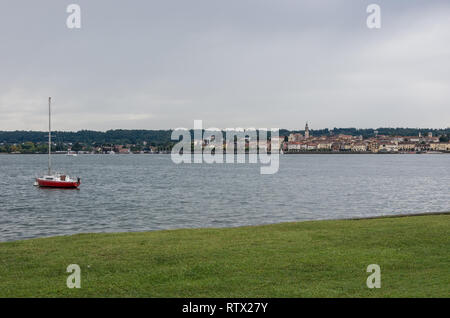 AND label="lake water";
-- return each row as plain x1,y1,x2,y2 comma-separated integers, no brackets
0,154,449,241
